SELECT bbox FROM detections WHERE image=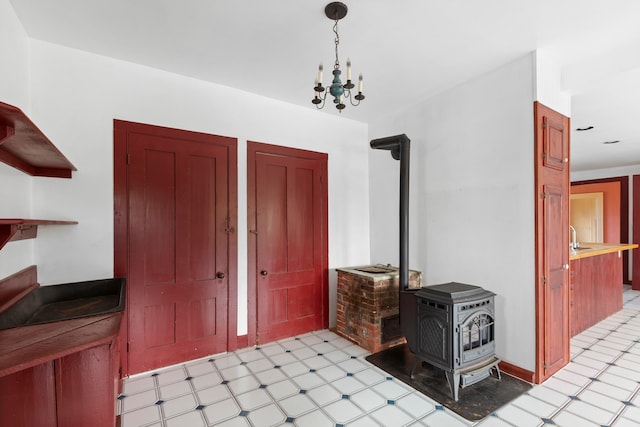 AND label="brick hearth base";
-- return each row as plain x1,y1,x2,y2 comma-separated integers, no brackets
336,265,421,354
